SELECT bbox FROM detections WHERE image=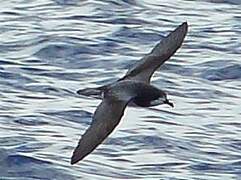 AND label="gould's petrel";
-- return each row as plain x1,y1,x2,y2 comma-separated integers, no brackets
71,22,188,164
